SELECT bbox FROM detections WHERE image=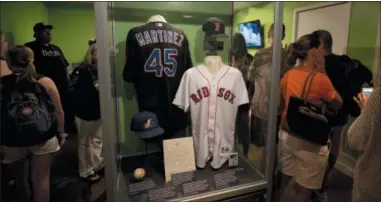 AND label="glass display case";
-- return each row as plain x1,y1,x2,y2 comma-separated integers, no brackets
94,2,284,201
